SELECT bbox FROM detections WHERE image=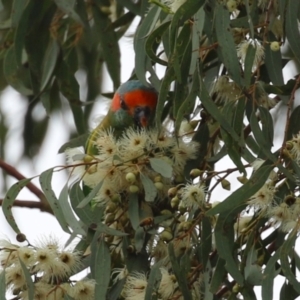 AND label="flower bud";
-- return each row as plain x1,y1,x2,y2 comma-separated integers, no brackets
226,0,237,12
154,182,164,190
178,221,192,232
126,172,136,184
105,202,117,213
84,155,94,163
237,175,248,184
16,233,26,243
111,194,121,203
168,187,178,198
221,179,231,190
270,41,280,51
160,230,173,242
190,168,202,178
129,185,139,193
171,196,179,208
154,175,162,182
